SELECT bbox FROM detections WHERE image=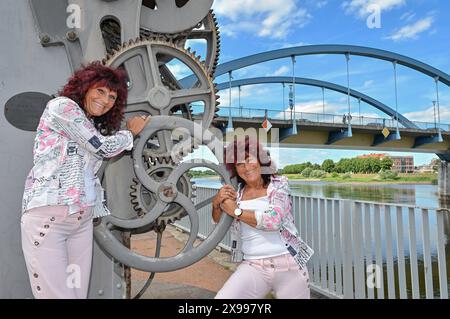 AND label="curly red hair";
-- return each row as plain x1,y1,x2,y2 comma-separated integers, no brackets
59,61,128,135
224,136,276,187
